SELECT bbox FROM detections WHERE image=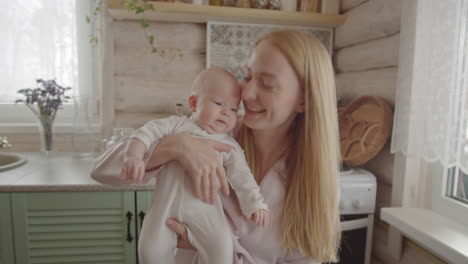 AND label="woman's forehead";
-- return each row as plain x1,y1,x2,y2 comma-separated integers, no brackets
247,45,292,76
